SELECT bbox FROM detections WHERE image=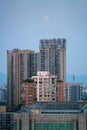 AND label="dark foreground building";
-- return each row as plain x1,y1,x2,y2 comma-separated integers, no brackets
0,113,13,130
0,102,87,130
